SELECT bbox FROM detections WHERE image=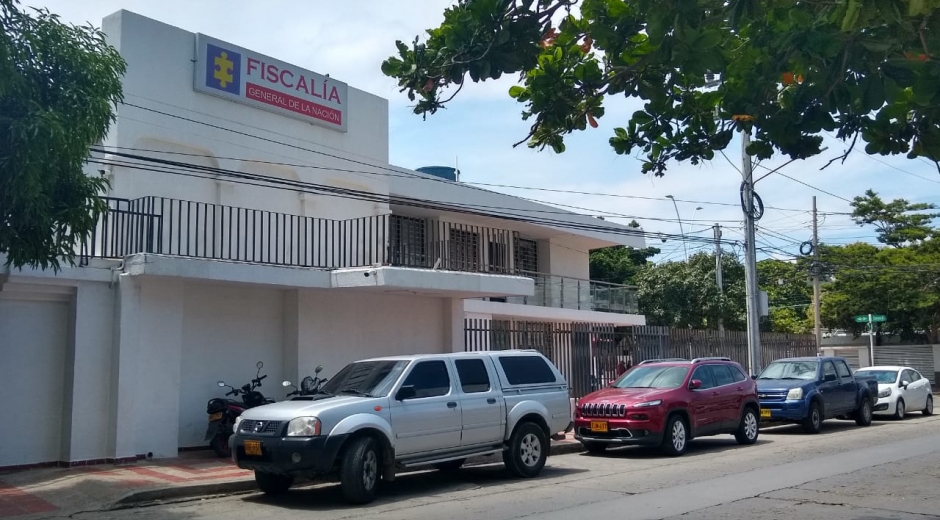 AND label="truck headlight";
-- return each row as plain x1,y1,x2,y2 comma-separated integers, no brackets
634,400,663,408
233,415,243,432
878,387,892,398
786,388,803,400
286,417,321,437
